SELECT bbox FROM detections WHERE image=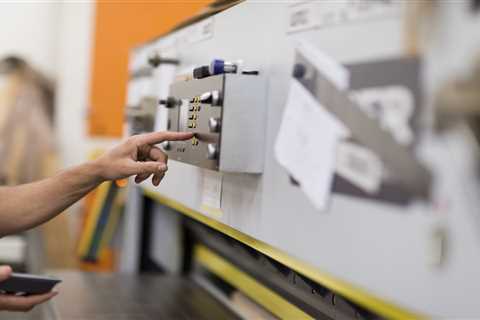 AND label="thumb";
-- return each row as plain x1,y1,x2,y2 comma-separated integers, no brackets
0,265,12,282
133,161,167,176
